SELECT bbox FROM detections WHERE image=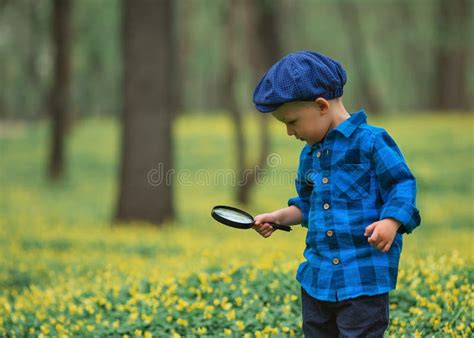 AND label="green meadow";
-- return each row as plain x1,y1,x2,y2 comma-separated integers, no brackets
0,113,473,337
